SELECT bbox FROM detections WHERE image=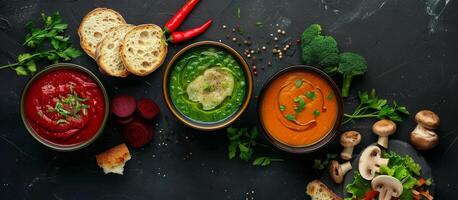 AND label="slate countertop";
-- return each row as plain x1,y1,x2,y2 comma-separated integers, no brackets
0,0,457,199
